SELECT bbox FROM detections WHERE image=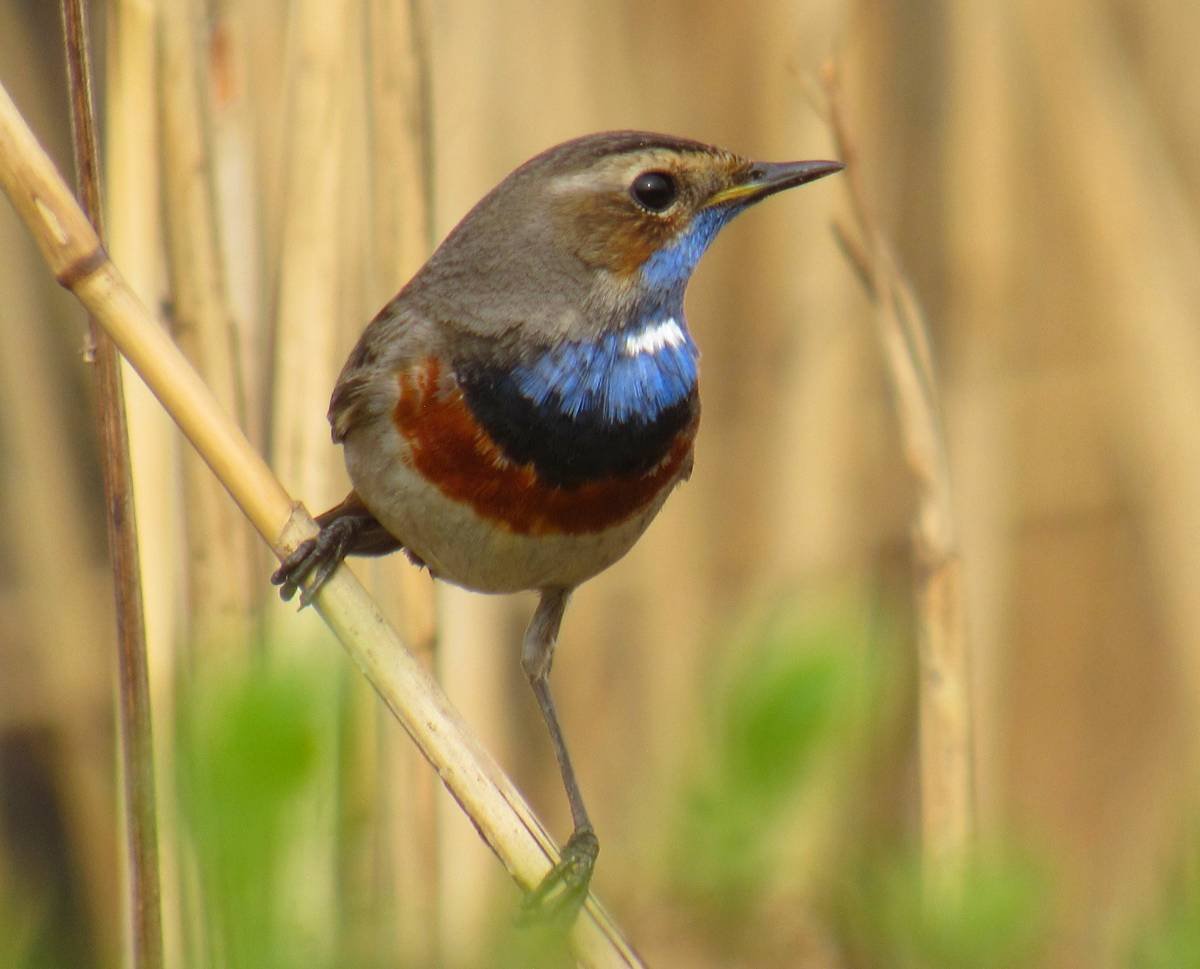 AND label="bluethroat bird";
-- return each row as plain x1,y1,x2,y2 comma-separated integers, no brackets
272,131,842,920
